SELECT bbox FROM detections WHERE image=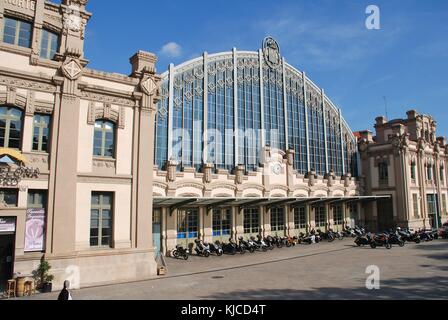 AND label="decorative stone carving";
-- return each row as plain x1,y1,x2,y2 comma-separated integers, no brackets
263,37,281,70
166,160,178,183
307,170,317,187
0,76,55,93
140,76,157,96
203,163,214,184
326,170,335,187
87,101,96,125
62,59,83,80
343,173,352,188
6,87,17,105
286,149,294,166
118,107,126,129
235,165,246,185
25,91,35,116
